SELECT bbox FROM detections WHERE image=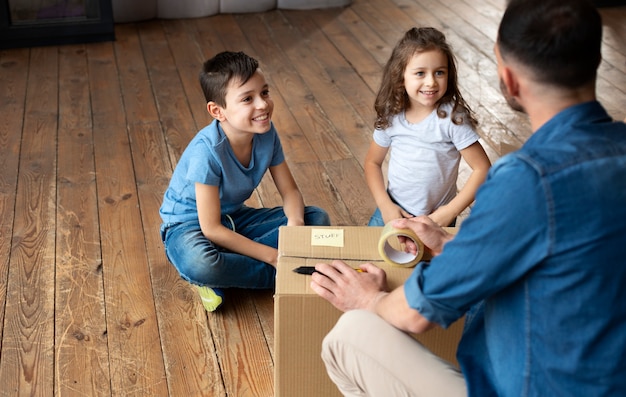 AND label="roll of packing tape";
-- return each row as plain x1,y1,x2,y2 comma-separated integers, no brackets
378,221,424,267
